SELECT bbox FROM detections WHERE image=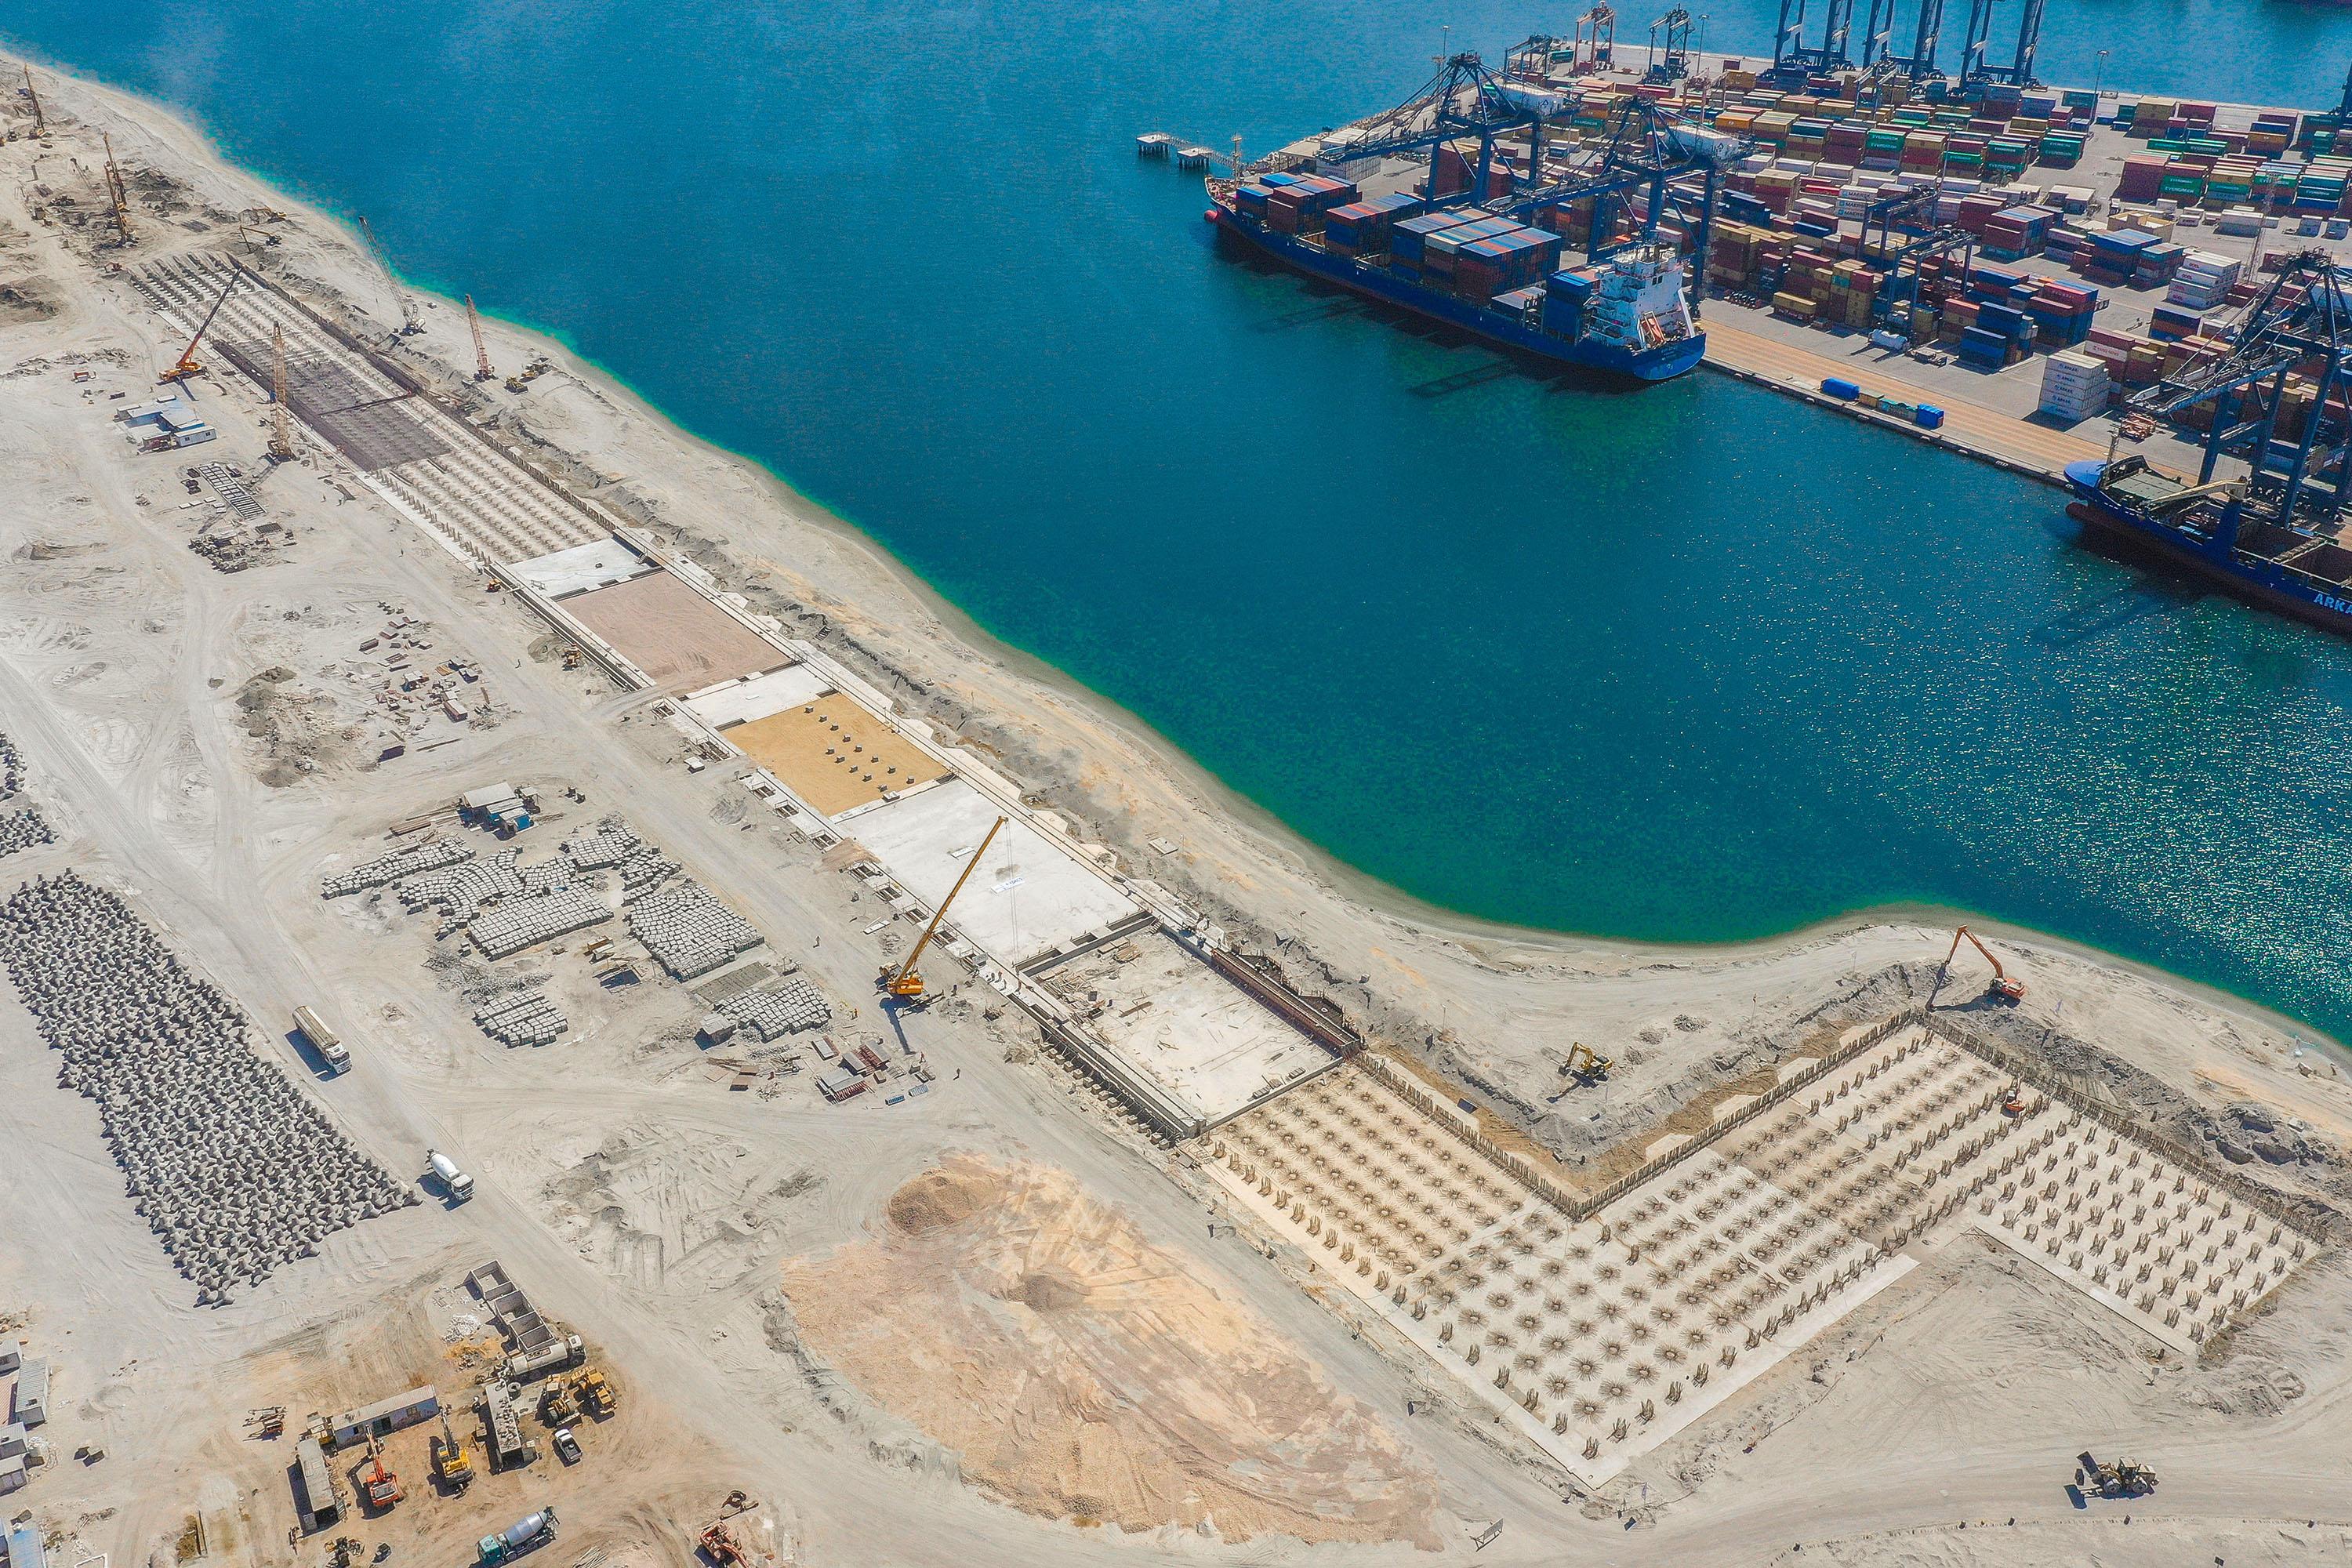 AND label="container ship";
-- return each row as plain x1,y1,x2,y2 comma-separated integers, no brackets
2063,458,2352,632
1206,169,1708,382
